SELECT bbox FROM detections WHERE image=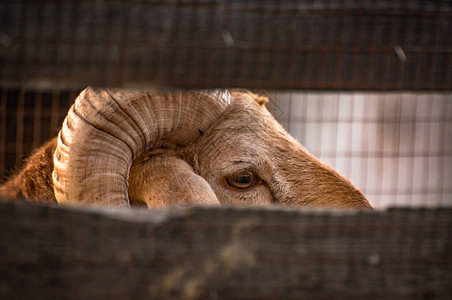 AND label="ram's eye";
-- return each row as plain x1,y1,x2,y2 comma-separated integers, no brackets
225,171,257,189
